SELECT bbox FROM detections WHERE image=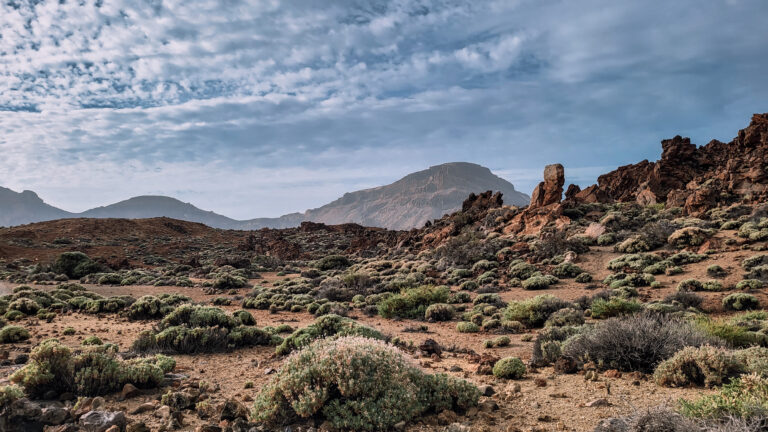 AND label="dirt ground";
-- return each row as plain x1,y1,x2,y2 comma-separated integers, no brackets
0,267,725,432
